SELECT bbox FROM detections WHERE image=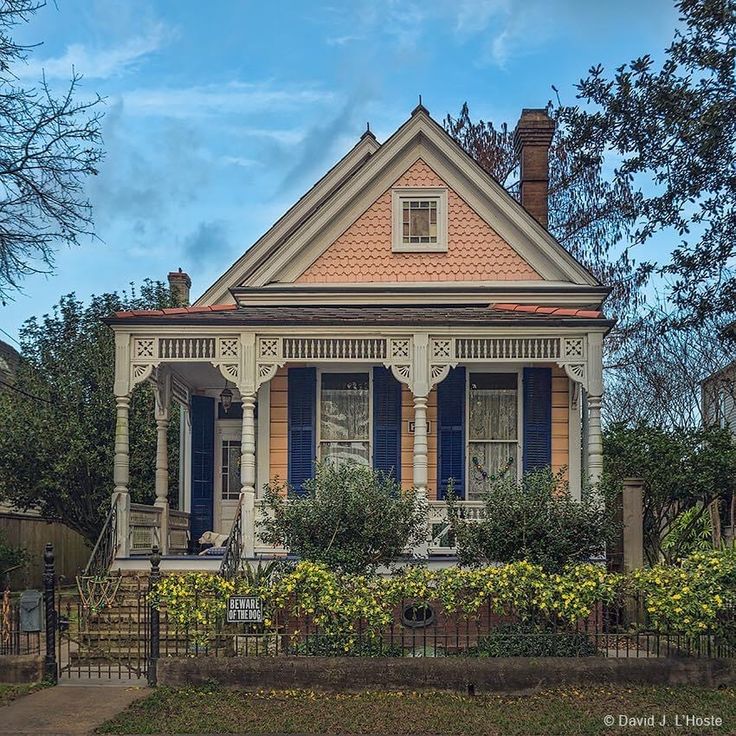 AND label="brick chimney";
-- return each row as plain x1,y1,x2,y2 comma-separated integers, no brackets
513,108,555,228
168,269,191,306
